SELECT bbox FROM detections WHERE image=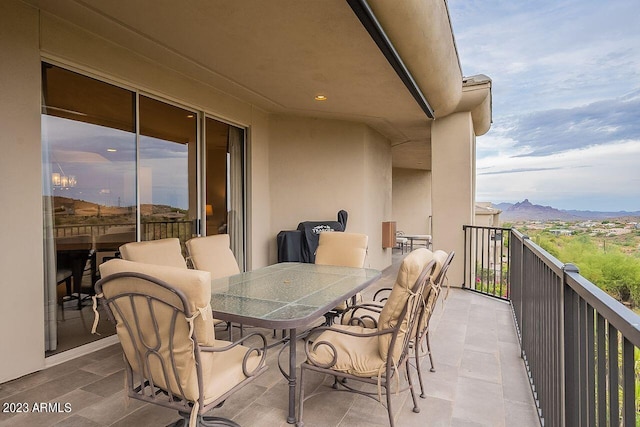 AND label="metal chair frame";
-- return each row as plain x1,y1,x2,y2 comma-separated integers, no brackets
96,272,268,427
412,251,454,397
346,251,455,398
297,260,436,427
